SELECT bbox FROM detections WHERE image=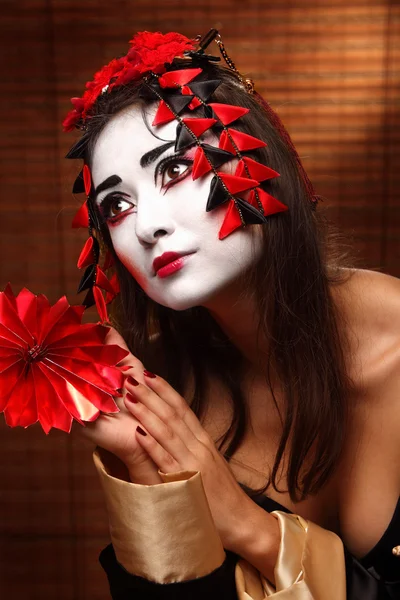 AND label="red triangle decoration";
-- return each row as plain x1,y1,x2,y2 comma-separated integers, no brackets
77,237,95,269
188,97,202,110
219,129,267,153
208,103,249,125
218,201,243,240
249,188,288,216
93,286,109,323
235,157,280,182
158,68,203,88
192,147,213,180
105,274,120,304
152,100,175,126
218,172,259,195
72,201,89,229
182,118,217,138
95,267,116,294
83,164,91,196
181,85,202,110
